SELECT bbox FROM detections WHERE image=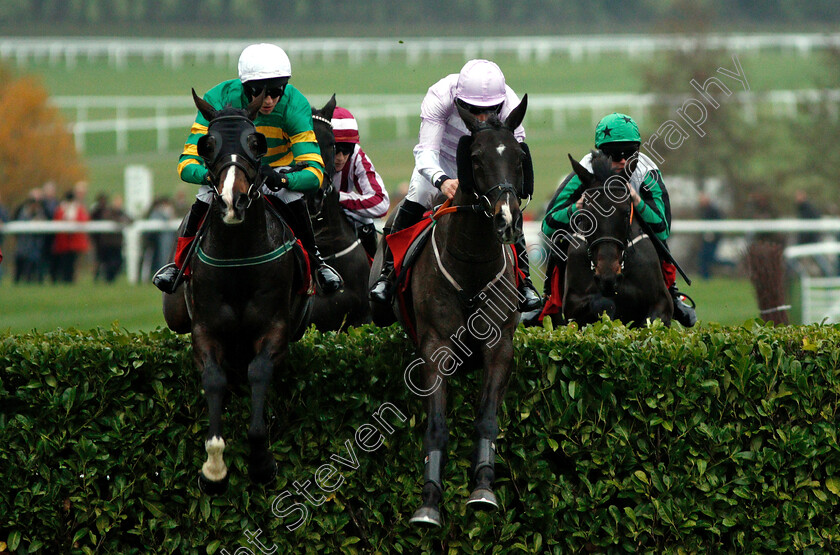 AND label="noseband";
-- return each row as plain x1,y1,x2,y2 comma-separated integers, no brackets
463,126,526,218
585,203,637,272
